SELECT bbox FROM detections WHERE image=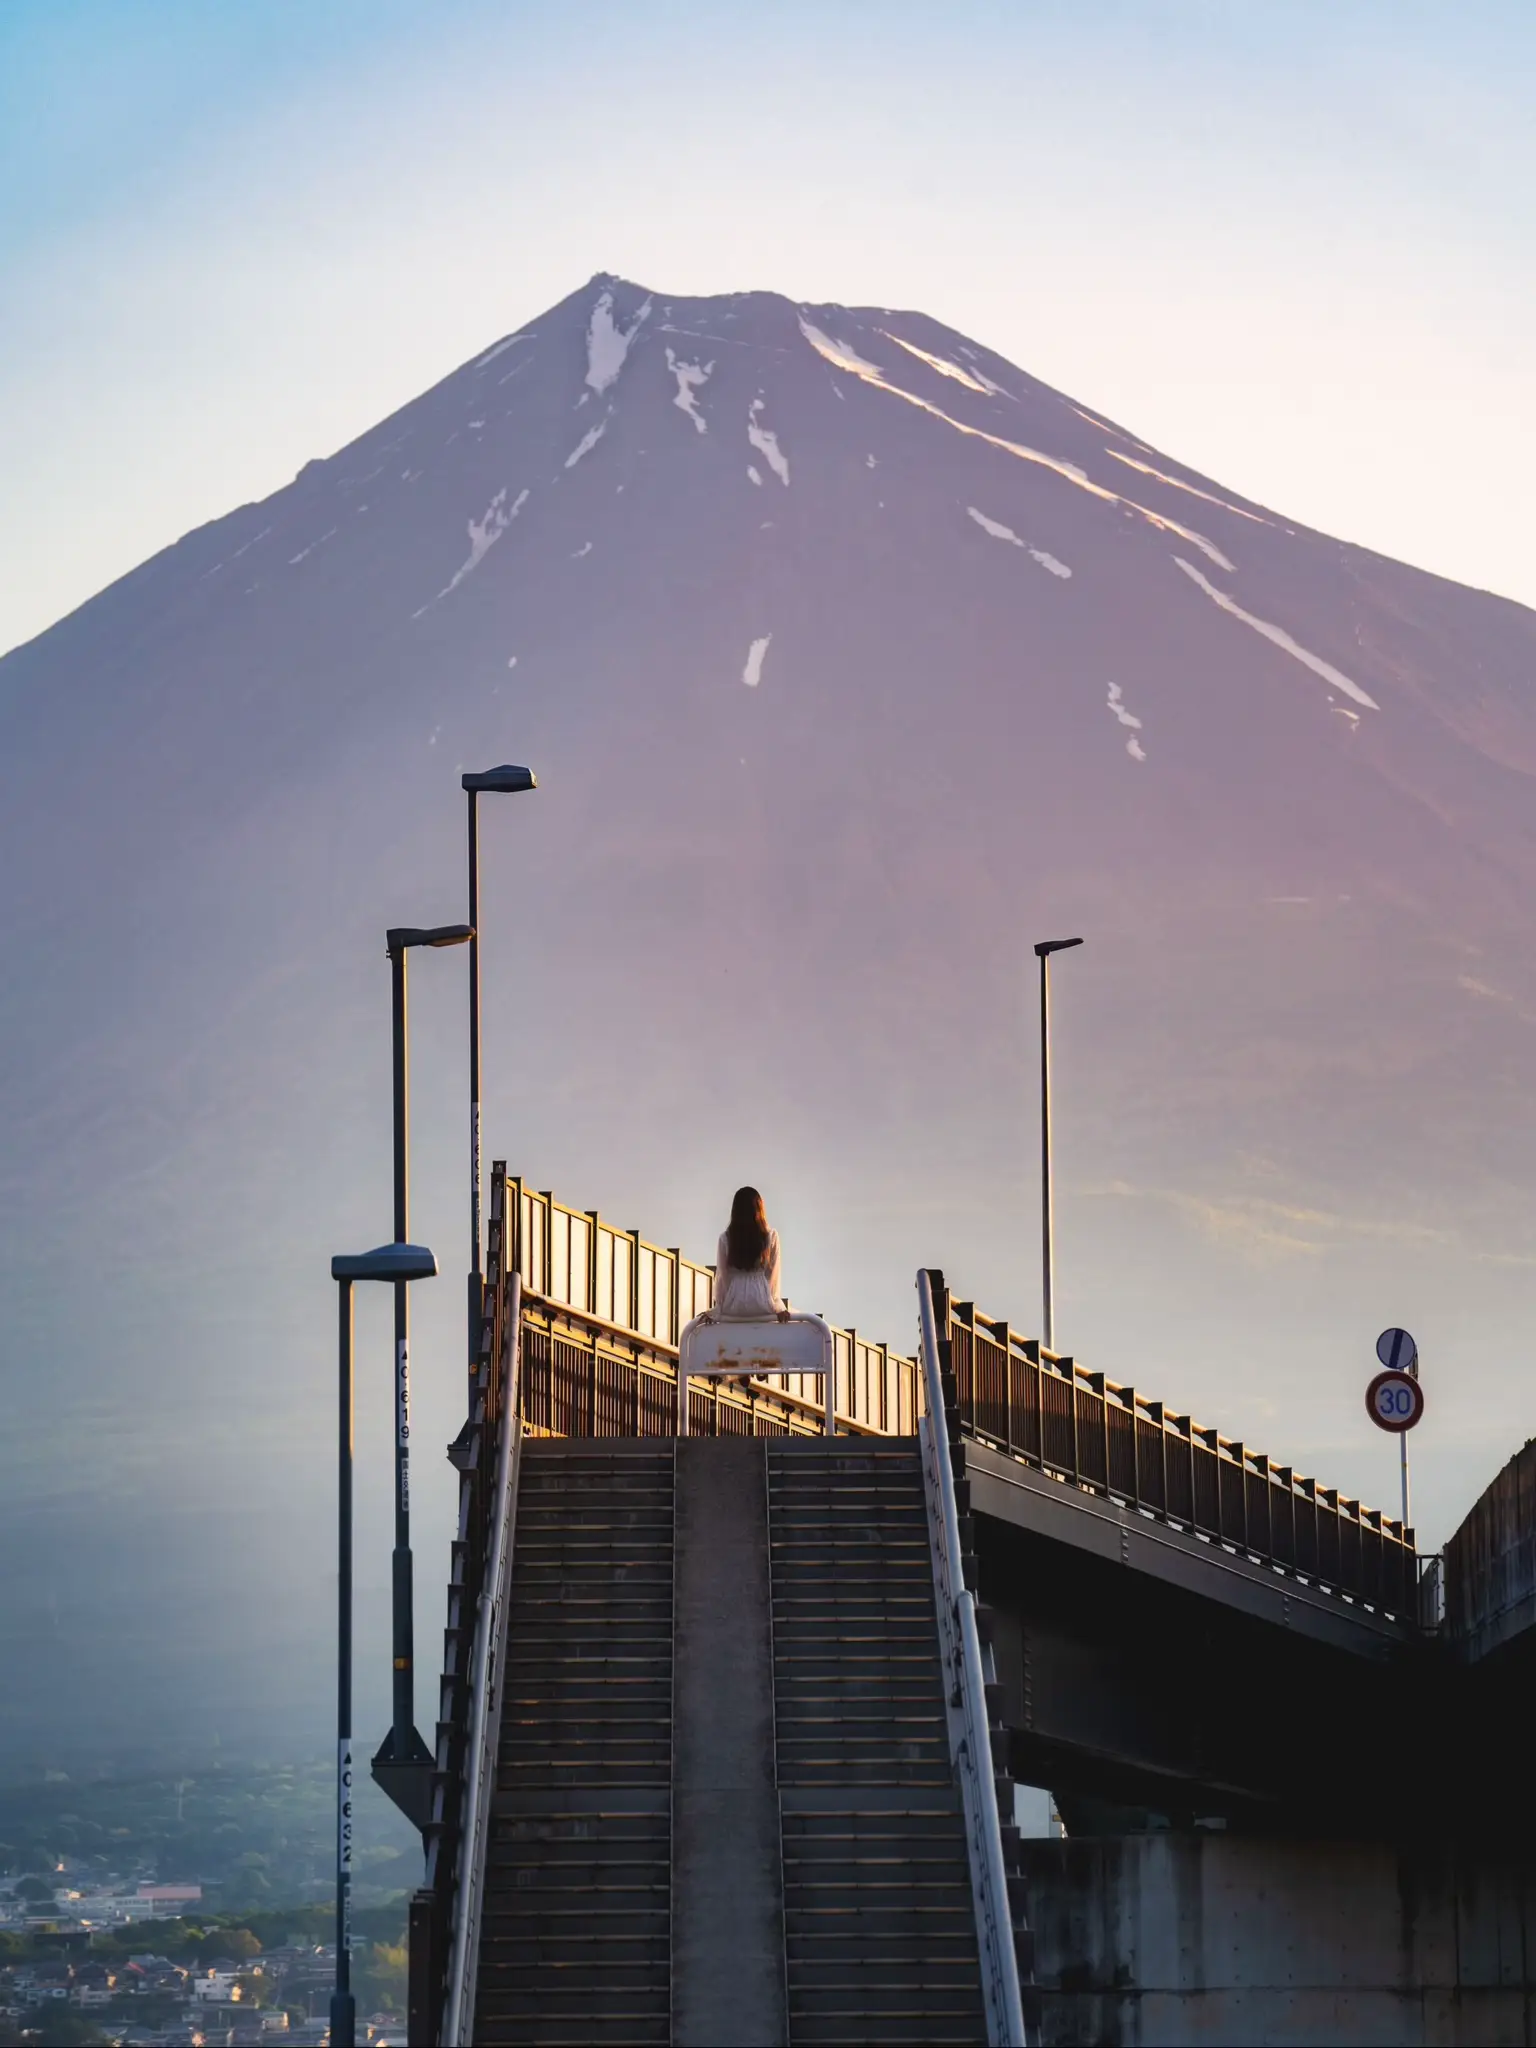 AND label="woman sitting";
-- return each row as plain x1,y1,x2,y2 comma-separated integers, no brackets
712,1186,784,1319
